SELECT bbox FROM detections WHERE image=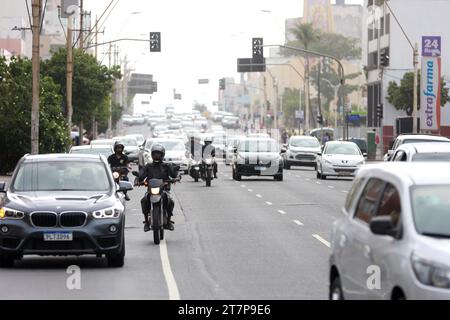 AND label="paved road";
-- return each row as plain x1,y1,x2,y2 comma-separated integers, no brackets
0,124,356,299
